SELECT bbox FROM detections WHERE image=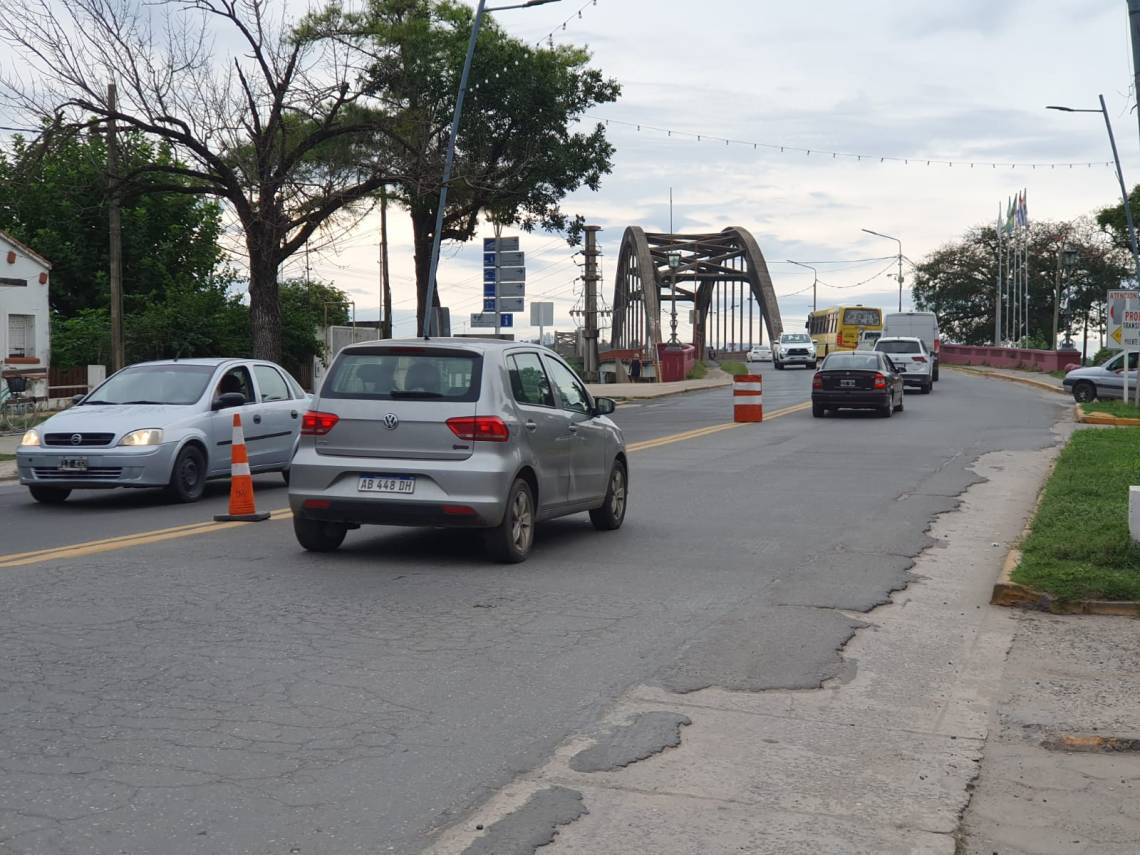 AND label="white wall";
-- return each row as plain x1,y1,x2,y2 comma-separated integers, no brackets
0,234,52,397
